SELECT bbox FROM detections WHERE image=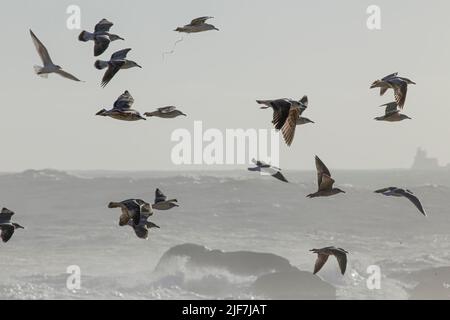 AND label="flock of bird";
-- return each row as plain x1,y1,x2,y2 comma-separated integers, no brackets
0,15,428,277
